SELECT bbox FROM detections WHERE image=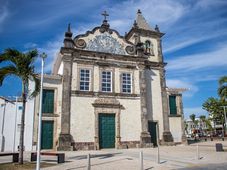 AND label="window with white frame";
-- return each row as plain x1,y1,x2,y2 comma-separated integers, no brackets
101,71,112,92
80,69,90,91
121,73,132,93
